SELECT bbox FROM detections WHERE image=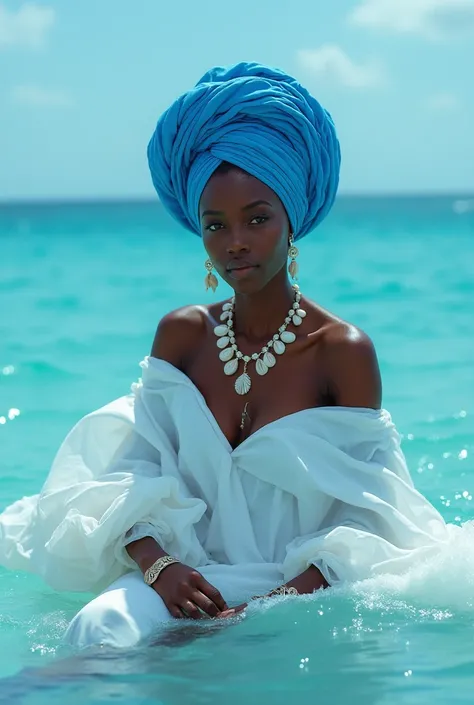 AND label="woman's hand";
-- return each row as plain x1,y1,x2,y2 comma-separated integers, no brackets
152,562,229,619
287,565,328,594
236,566,329,610
210,566,328,617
